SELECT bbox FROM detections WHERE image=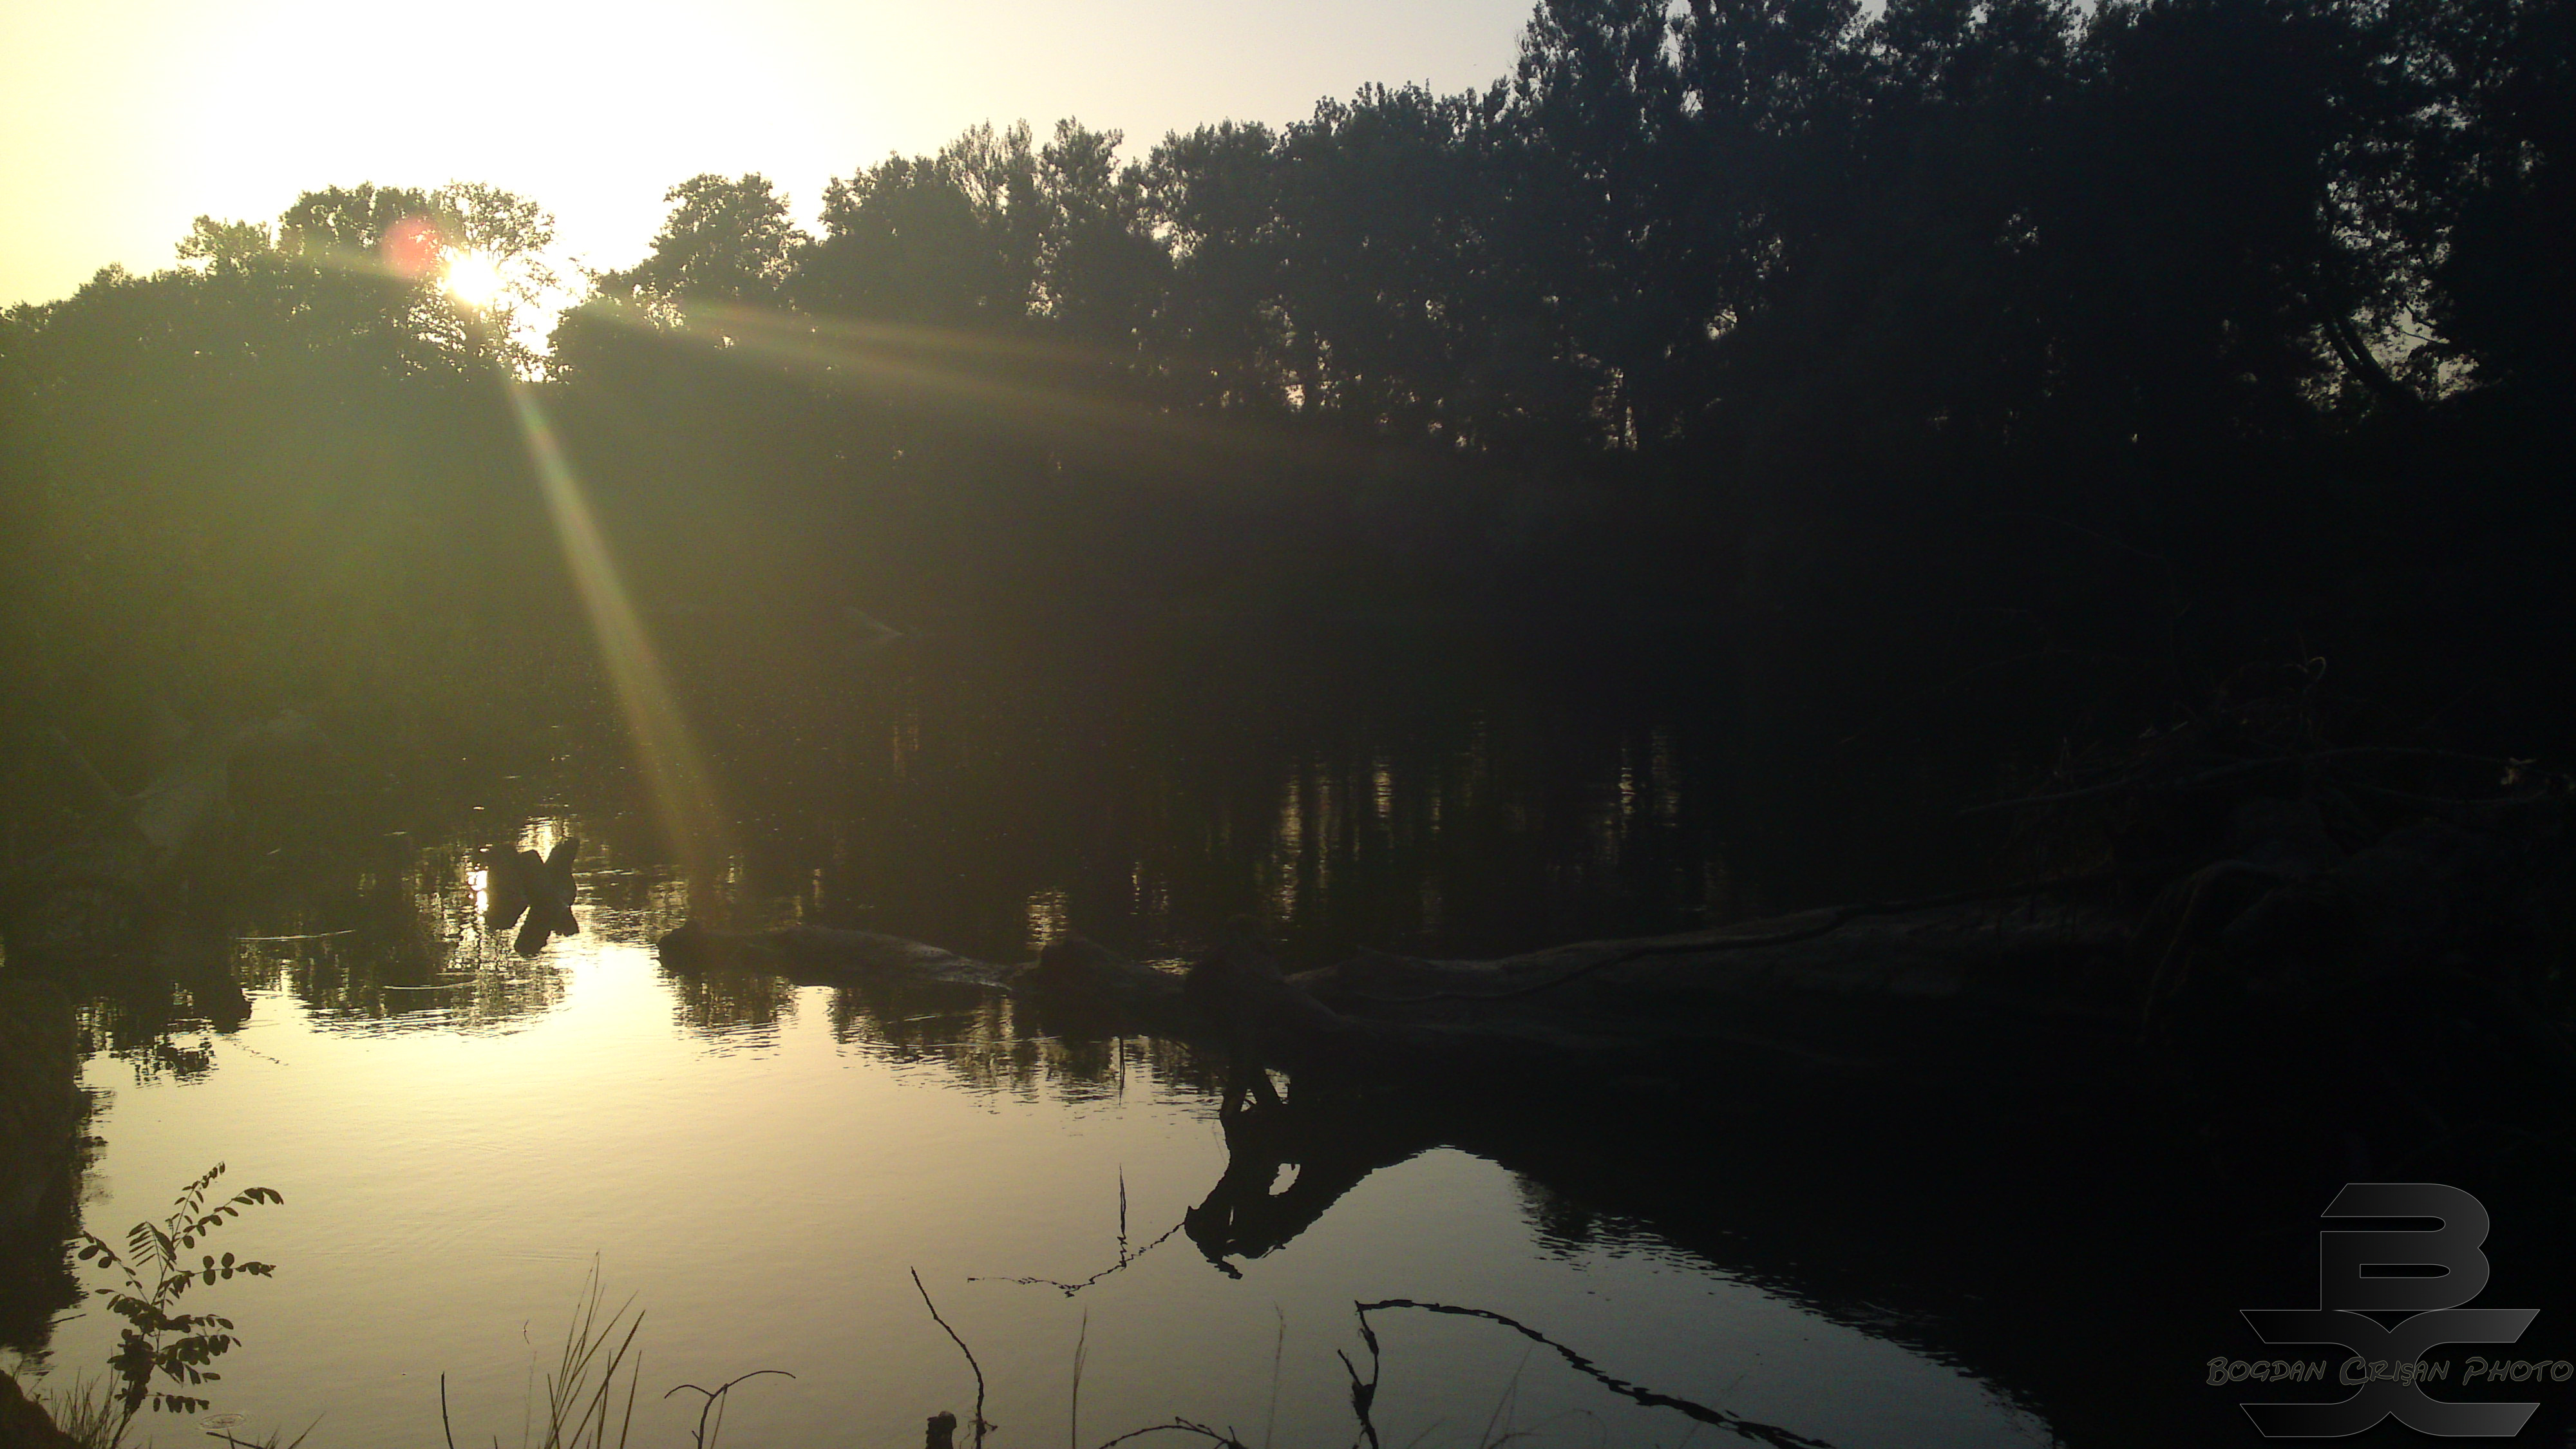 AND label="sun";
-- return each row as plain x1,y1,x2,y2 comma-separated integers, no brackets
442,251,506,309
